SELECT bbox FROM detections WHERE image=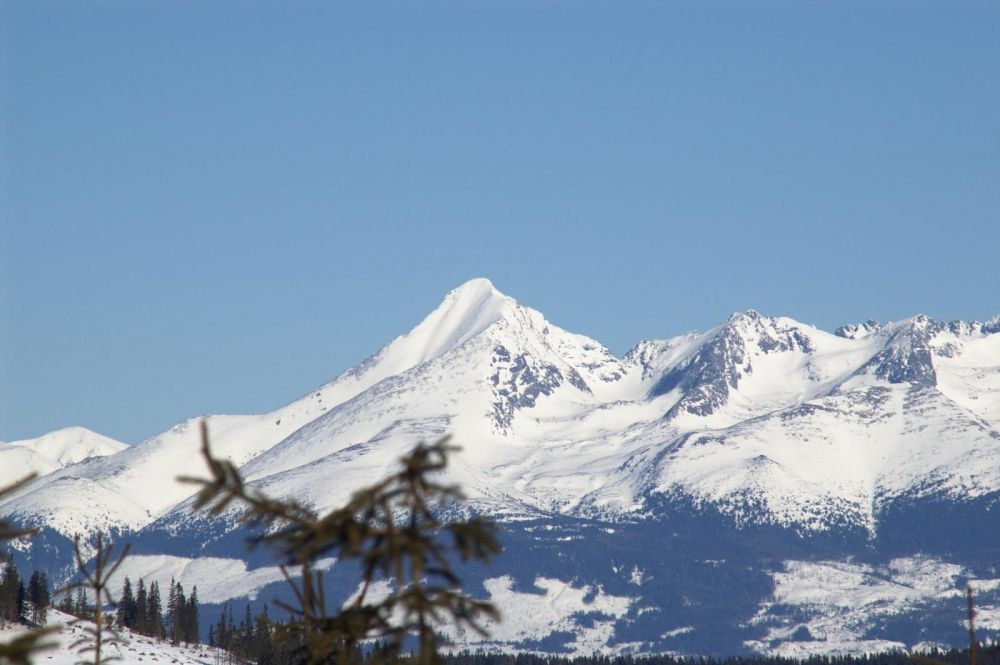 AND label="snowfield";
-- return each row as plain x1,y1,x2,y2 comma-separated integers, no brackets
463,576,637,656
746,557,1000,657
107,555,337,604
